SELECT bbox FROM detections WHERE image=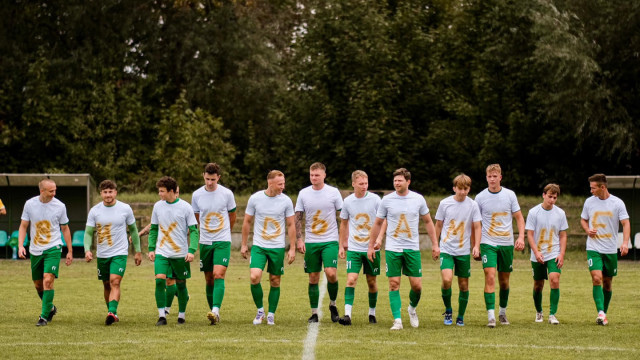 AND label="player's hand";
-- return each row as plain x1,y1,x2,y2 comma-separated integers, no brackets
515,237,525,251
241,244,249,259
134,252,142,266
128,236,132,245
587,228,598,237
620,243,629,256
185,253,194,263
367,248,376,262
148,251,155,262
472,246,481,260
339,246,346,259
373,238,381,251
287,248,296,264
19,247,27,259
432,245,440,261
85,251,93,262
555,255,564,269
296,239,306,254
535,252,544,264
65,252,73,266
